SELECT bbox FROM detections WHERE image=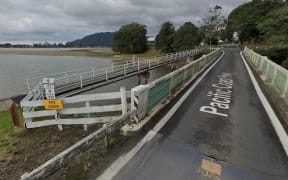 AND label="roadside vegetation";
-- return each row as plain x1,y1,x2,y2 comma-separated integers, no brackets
0,108,100,180
225,0,288,69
